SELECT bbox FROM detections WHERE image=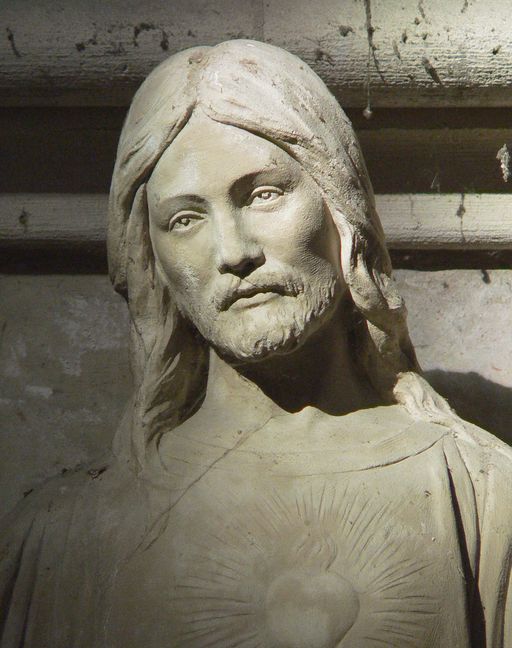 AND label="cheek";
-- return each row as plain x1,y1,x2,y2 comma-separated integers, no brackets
151,232,207,296
266,194,340,269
